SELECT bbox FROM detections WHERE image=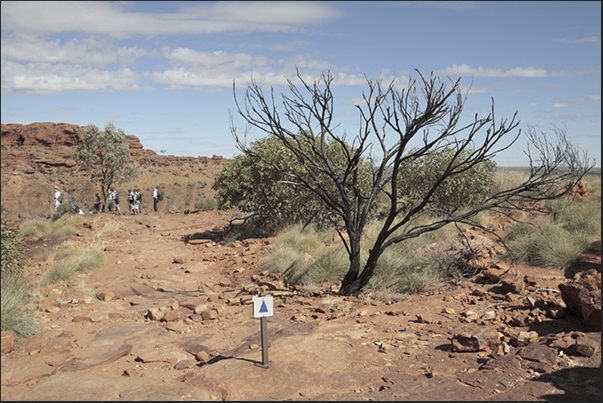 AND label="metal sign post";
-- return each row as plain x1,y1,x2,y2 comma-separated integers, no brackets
259,316,269,368
252,293,273,369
